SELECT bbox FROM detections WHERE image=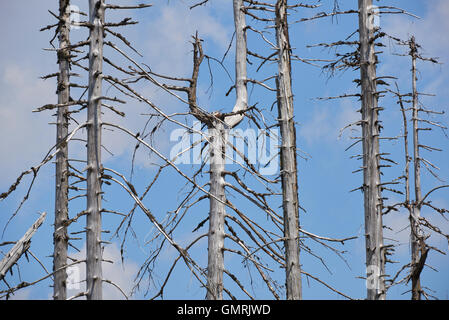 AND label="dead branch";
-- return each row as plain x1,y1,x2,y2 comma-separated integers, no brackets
0,212,47,281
